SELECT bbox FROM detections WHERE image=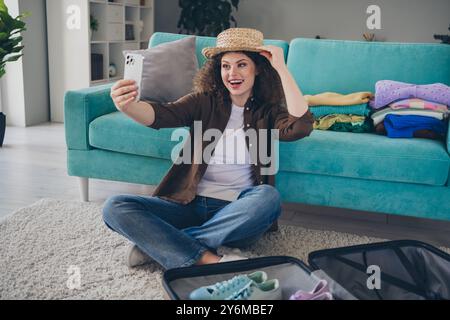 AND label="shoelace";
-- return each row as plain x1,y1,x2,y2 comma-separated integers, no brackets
226,281,254,300
211,275,250,297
